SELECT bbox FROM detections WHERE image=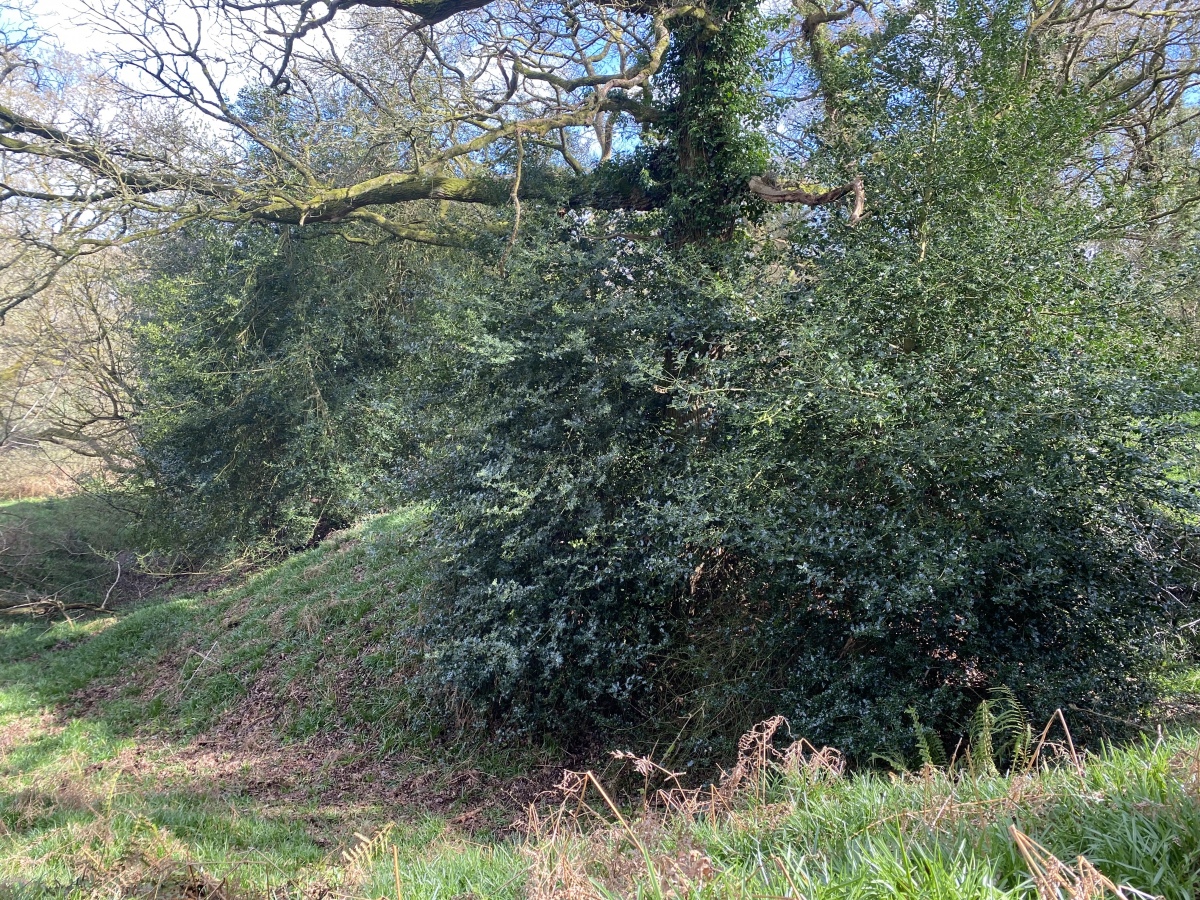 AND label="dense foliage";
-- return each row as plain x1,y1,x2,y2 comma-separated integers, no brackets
417,232,1193,755
132,228,445,551
400,0,1197,755
118,0,1200,758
